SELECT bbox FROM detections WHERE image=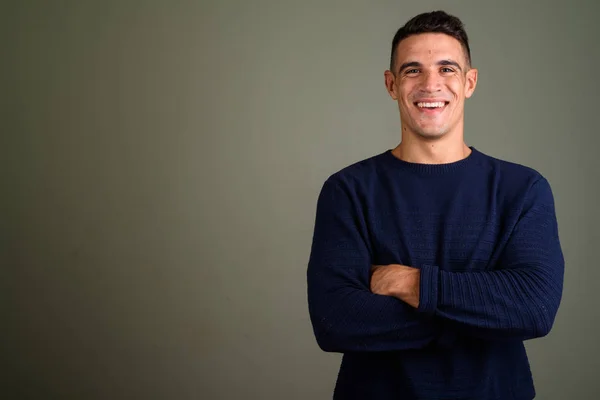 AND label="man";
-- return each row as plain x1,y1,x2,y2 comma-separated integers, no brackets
306,10,564,400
